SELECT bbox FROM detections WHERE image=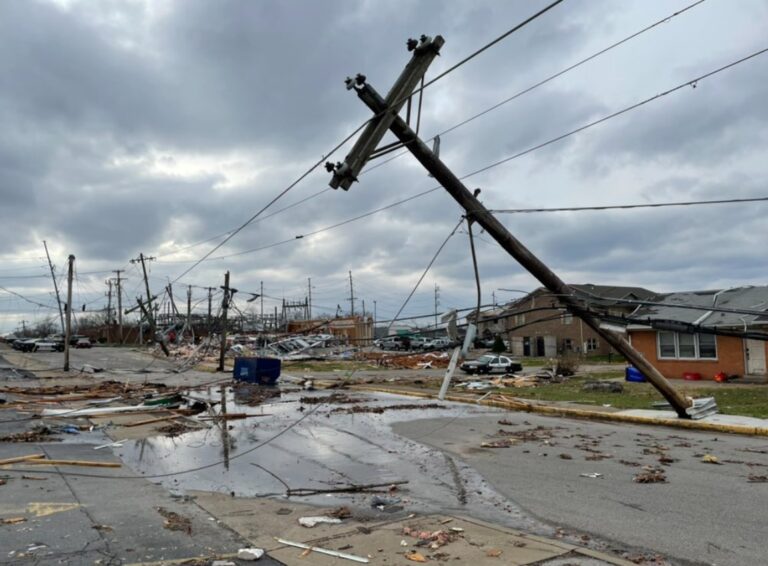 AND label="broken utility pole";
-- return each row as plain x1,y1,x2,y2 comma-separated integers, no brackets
43,241,65,335
113,269,124,343
329,34,694,418
64,254,75,371
218,271,233,372
130,253,156,342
